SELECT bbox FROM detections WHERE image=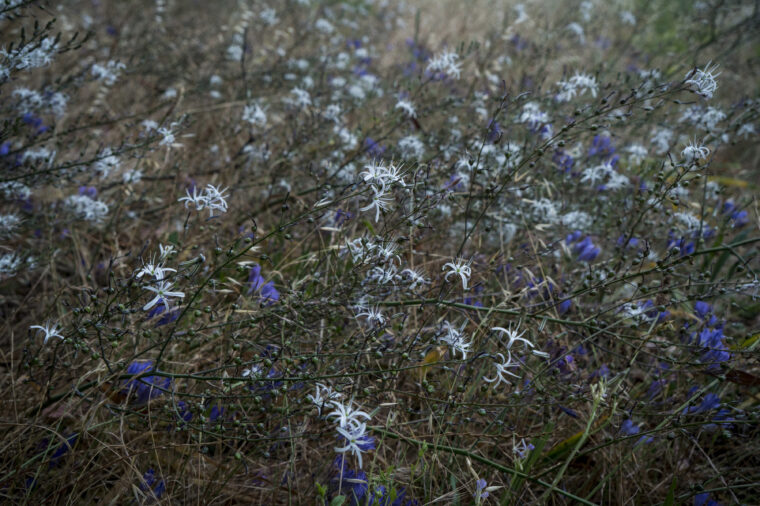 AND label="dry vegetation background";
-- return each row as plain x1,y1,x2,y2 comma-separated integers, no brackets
1,0,760,504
